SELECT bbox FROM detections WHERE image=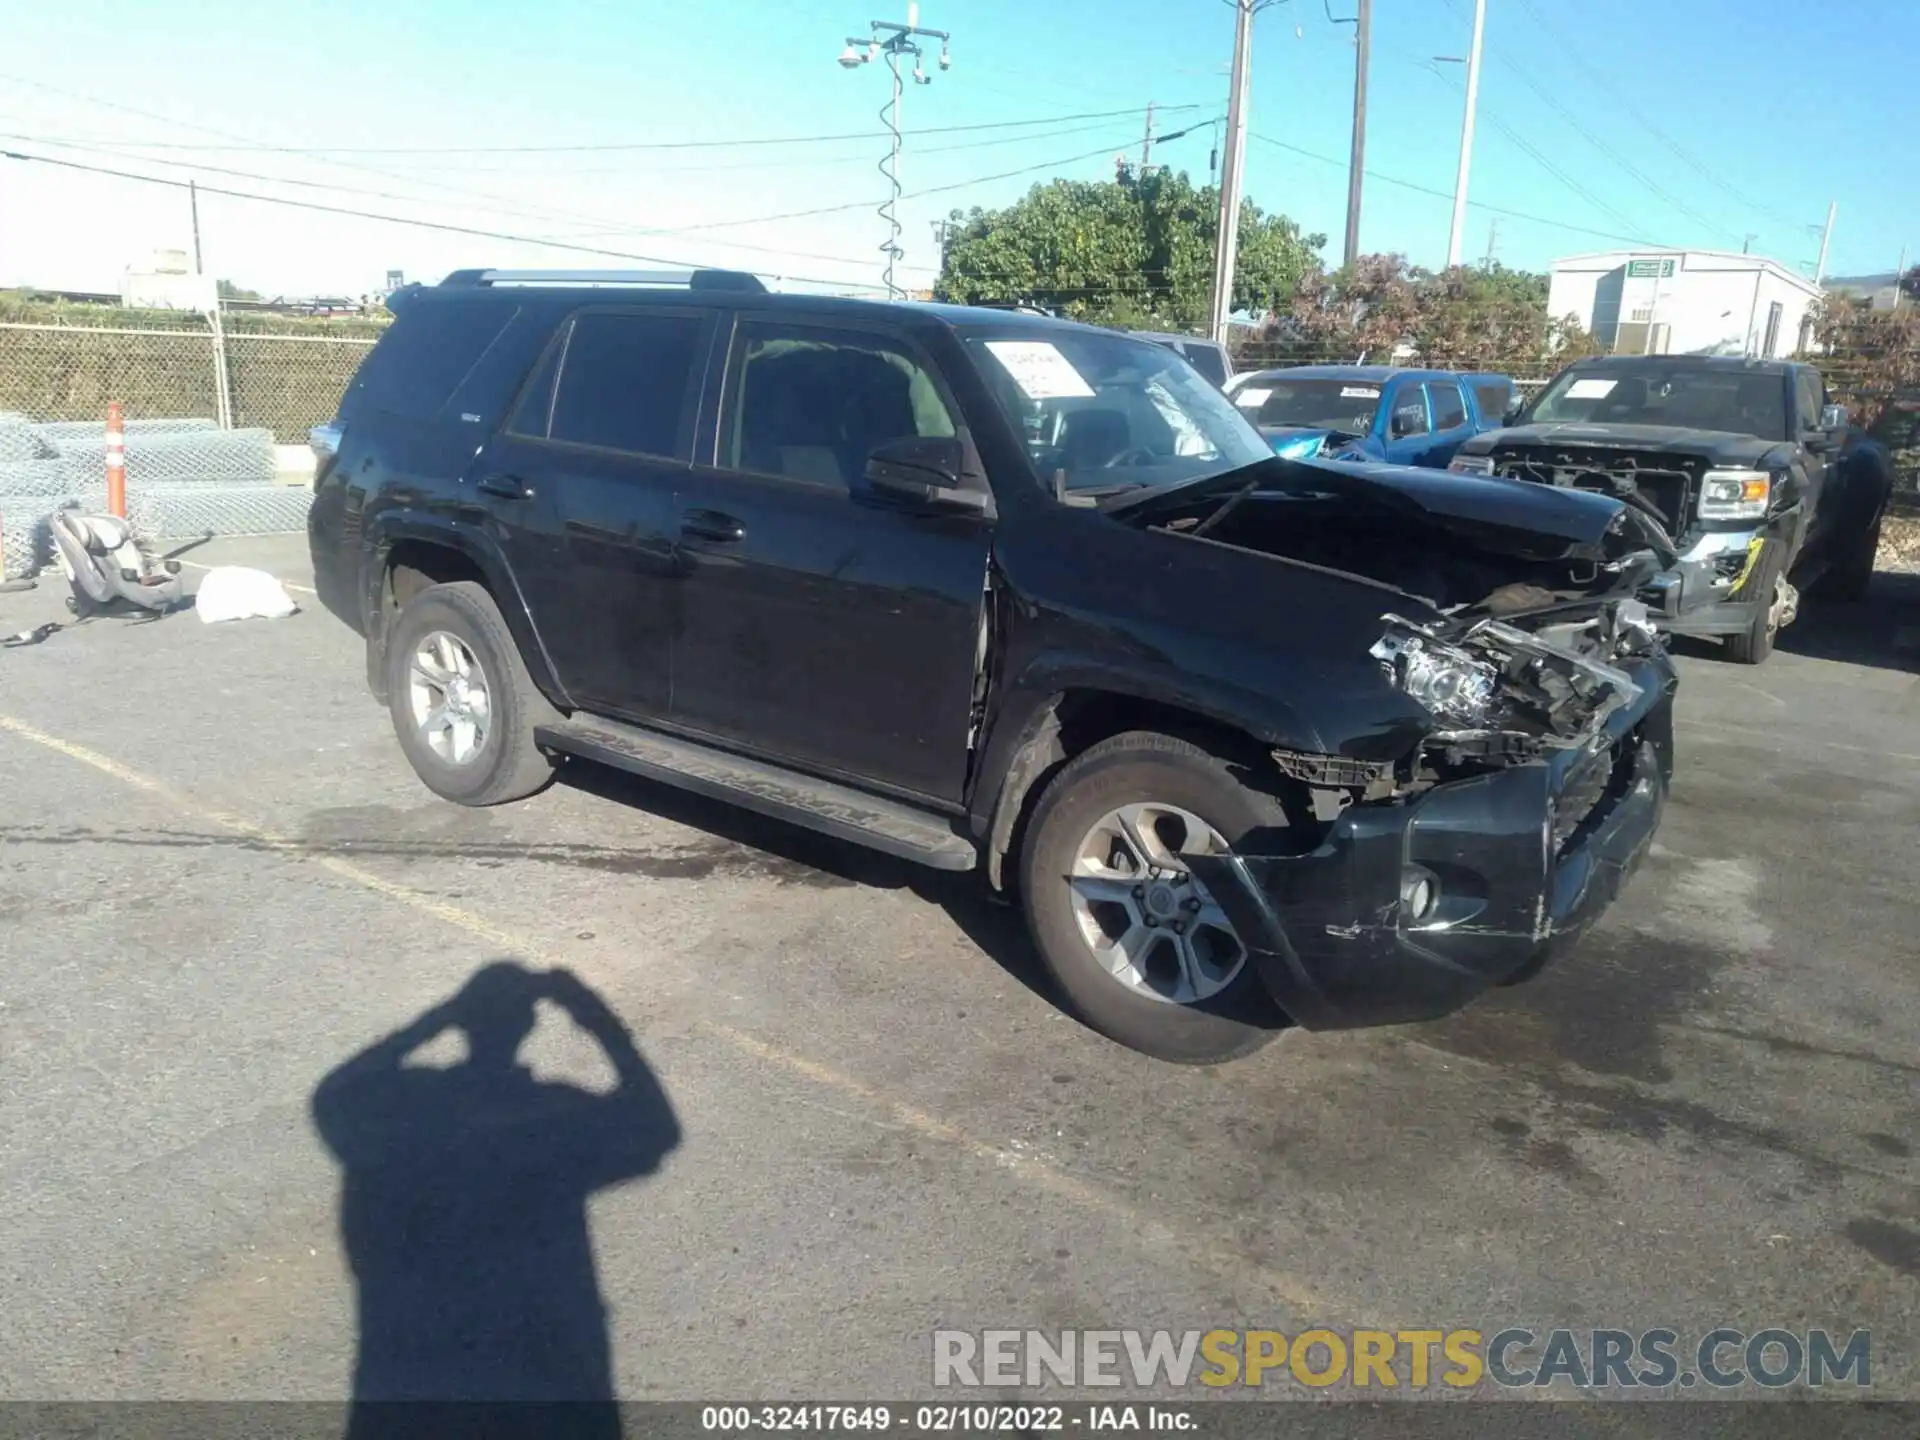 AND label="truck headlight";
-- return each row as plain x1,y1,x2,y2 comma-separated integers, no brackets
1370,627,1498,725
1699,468,1772,521
1448,454,1496,476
